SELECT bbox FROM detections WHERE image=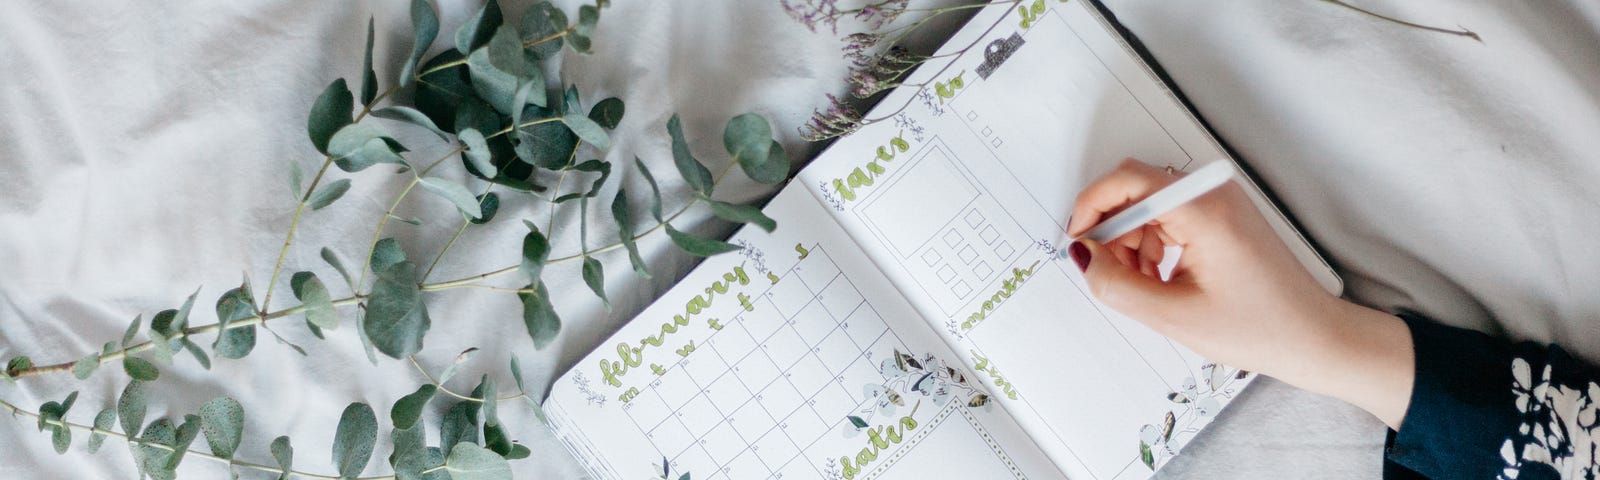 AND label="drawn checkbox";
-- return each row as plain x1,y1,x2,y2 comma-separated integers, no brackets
967,111,979,121
980,225,999,244
994,241,1015,259
965,209,985,228
952,281,972,297
974,262,993,280
942,229,963,247
992,137,1004,148
958,245,978,264
937,265,957,283
921,249,943,266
